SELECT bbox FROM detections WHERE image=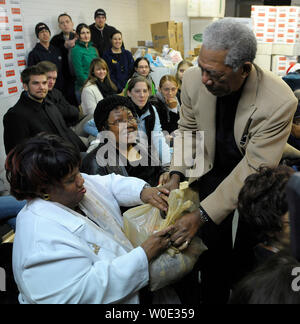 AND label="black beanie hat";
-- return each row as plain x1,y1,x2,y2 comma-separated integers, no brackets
94,95,136,132
35,22,51,38
94,9,106,19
